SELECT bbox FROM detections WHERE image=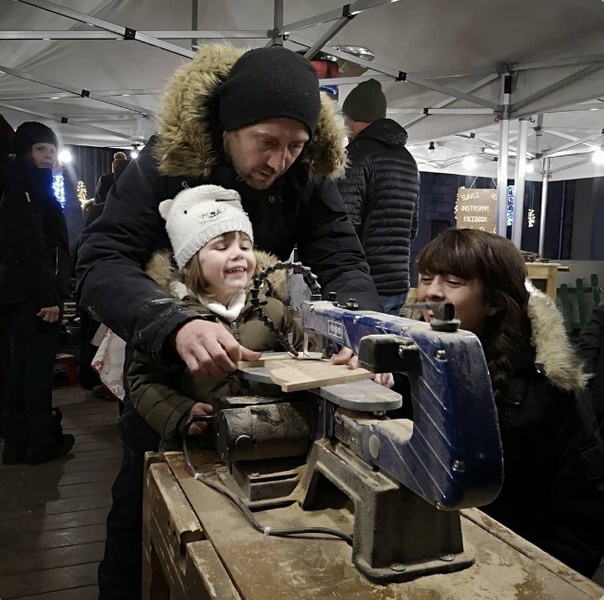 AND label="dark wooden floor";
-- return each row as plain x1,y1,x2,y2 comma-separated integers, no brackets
0,385,121,600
